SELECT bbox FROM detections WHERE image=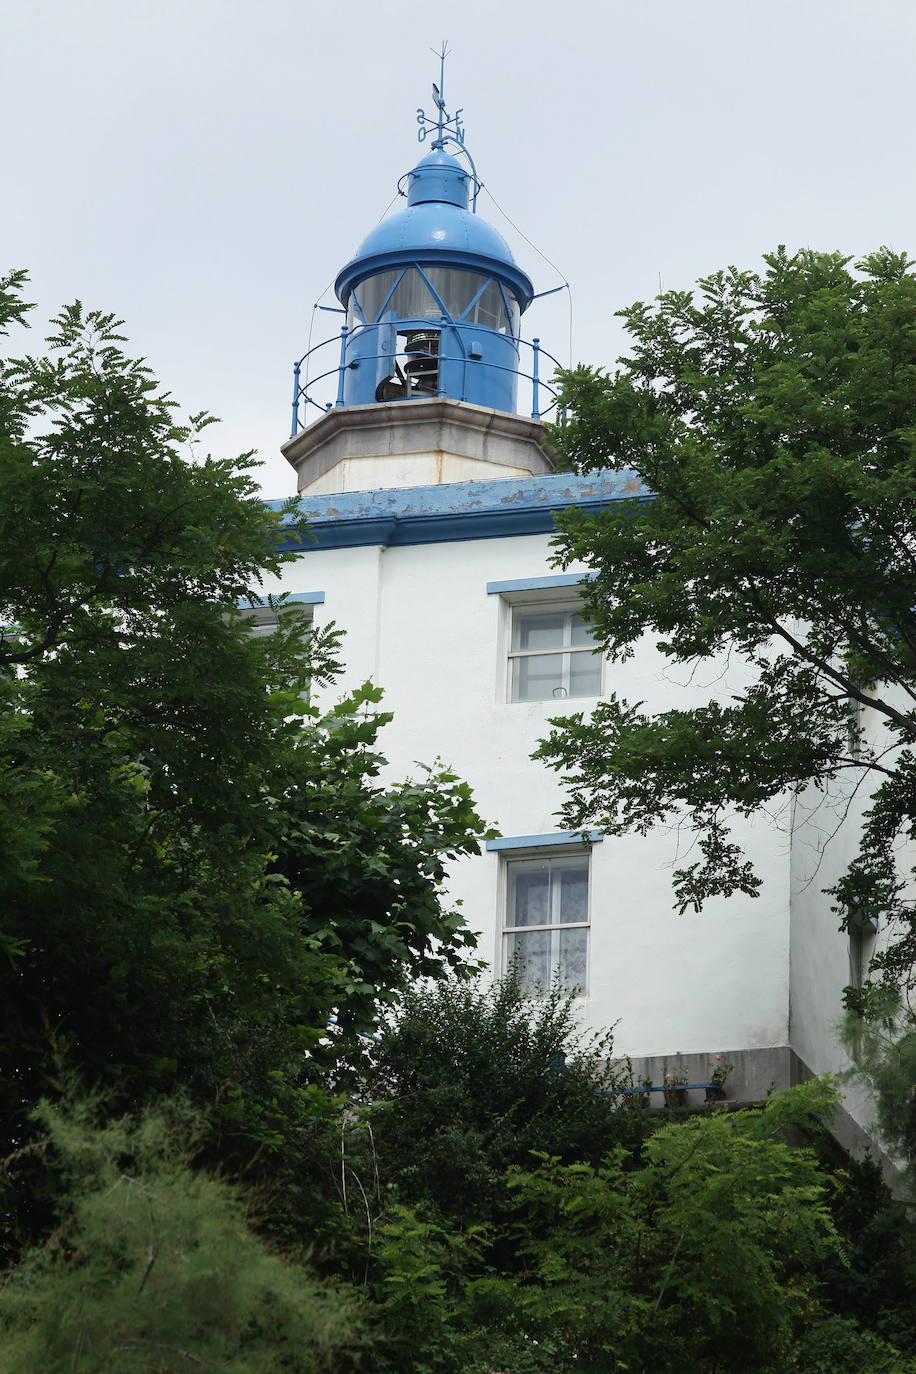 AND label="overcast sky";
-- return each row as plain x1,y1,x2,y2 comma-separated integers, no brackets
6,0,916,497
